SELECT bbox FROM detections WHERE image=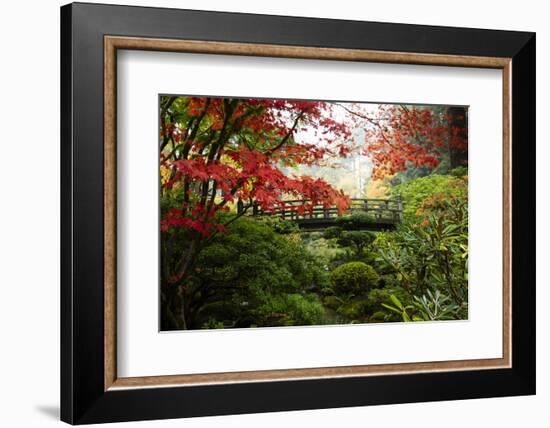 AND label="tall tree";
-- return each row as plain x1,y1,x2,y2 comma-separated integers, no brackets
446,106,468,169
